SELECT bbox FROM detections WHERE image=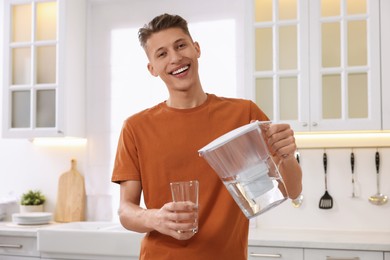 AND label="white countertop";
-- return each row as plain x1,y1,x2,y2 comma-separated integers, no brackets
1,222,389,252
0,222,55,237
249,228,390,251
